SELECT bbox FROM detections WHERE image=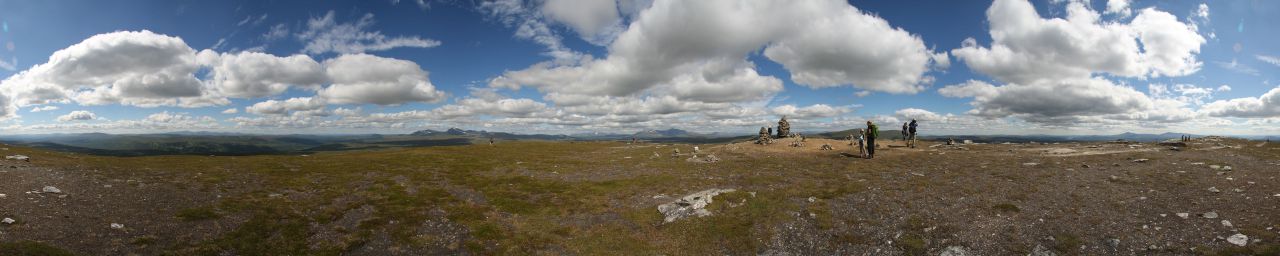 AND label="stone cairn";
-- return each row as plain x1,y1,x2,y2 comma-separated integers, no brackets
777,116,791,138
755,127,773,145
